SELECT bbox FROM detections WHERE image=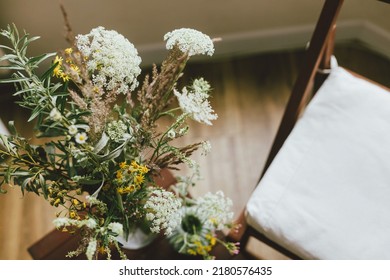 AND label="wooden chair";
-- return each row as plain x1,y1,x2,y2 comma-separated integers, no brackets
231,0,390,259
